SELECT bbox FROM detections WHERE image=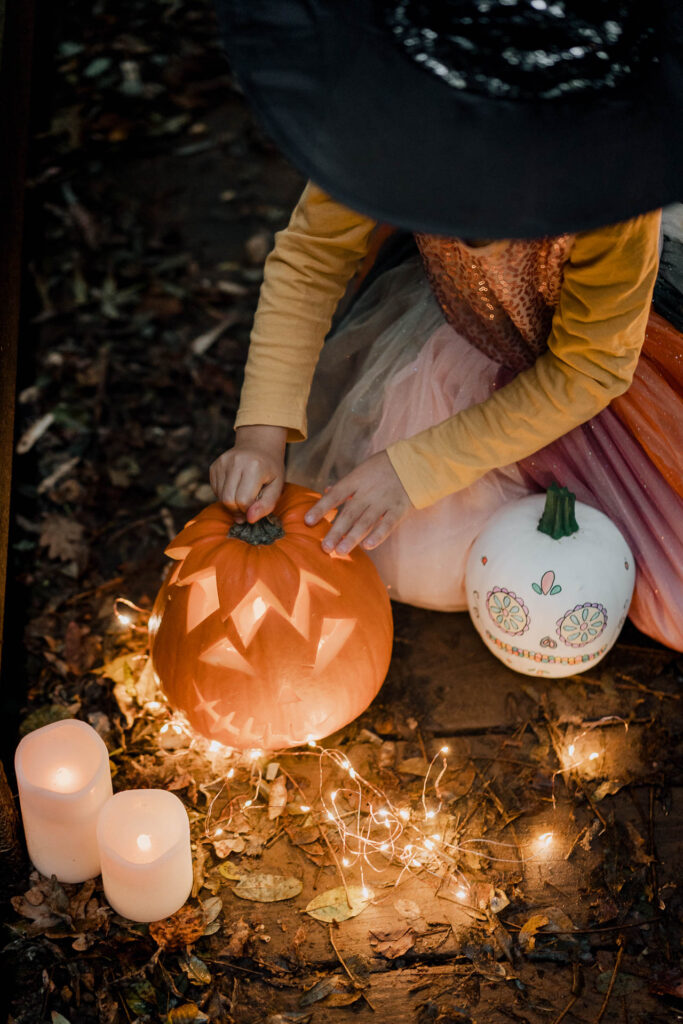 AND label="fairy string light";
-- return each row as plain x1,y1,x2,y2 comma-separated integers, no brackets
110,573,567,904
551,715,629,803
